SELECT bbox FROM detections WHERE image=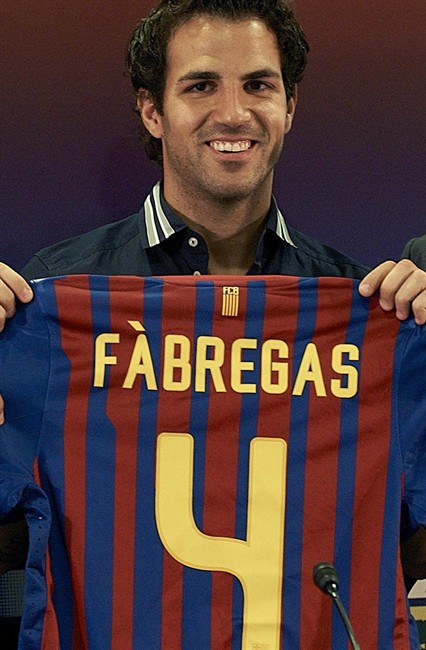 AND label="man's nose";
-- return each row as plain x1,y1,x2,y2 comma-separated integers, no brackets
211,87,251,126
